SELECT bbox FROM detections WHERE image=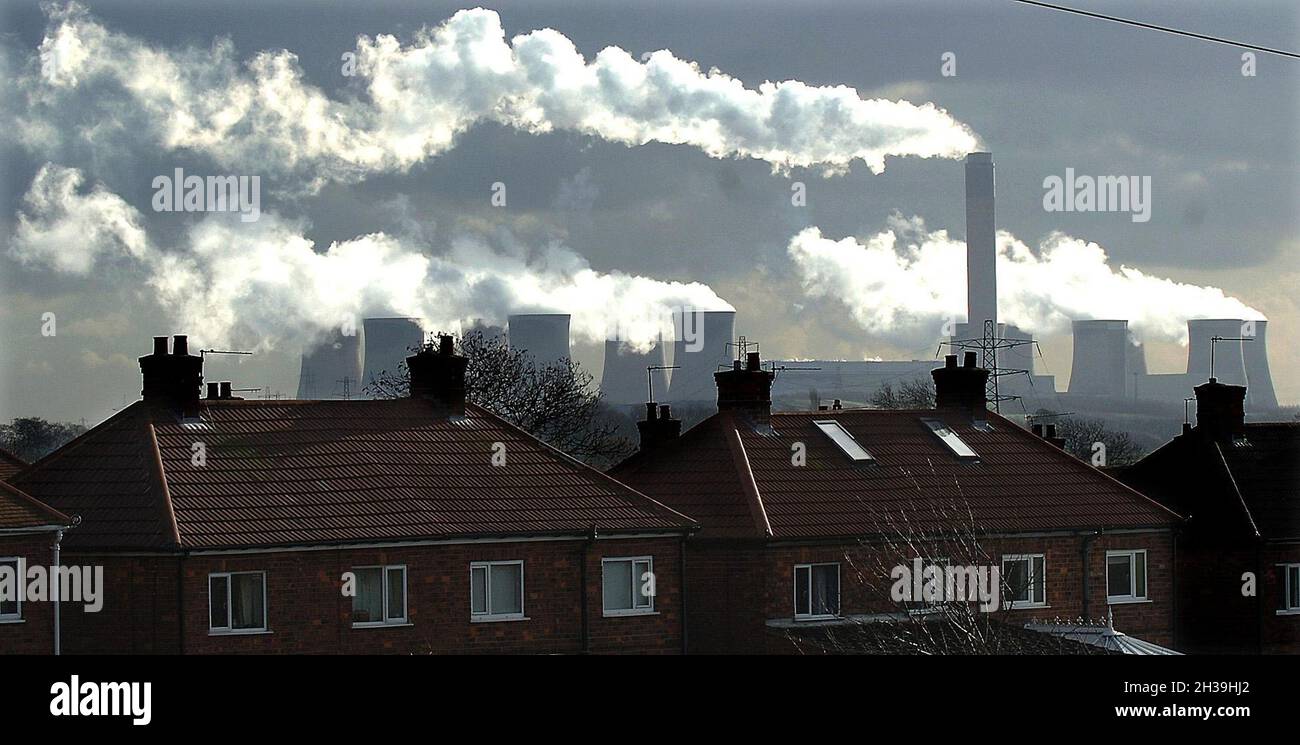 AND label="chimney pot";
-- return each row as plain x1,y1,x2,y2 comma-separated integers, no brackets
746,352,761,371
153,336,169,356
207,382,220,399
832,398,842,410
1045,423,1057,438
645,402,658,421
1032,423,1044,437
659,404,671,420
220,382,232,399
637,399,681,450
438,334,454,356
945,354,958,369
963,351,977,368
173,335,189,357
